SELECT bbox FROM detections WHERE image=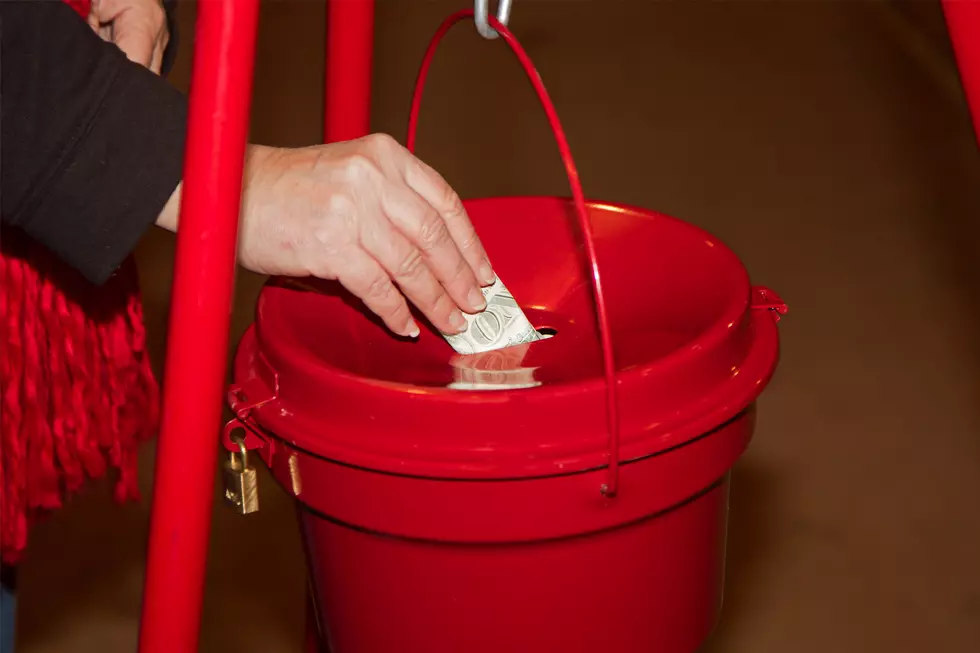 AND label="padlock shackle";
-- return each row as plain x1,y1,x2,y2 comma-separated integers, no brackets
230,433,250,470
406,10,622,496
